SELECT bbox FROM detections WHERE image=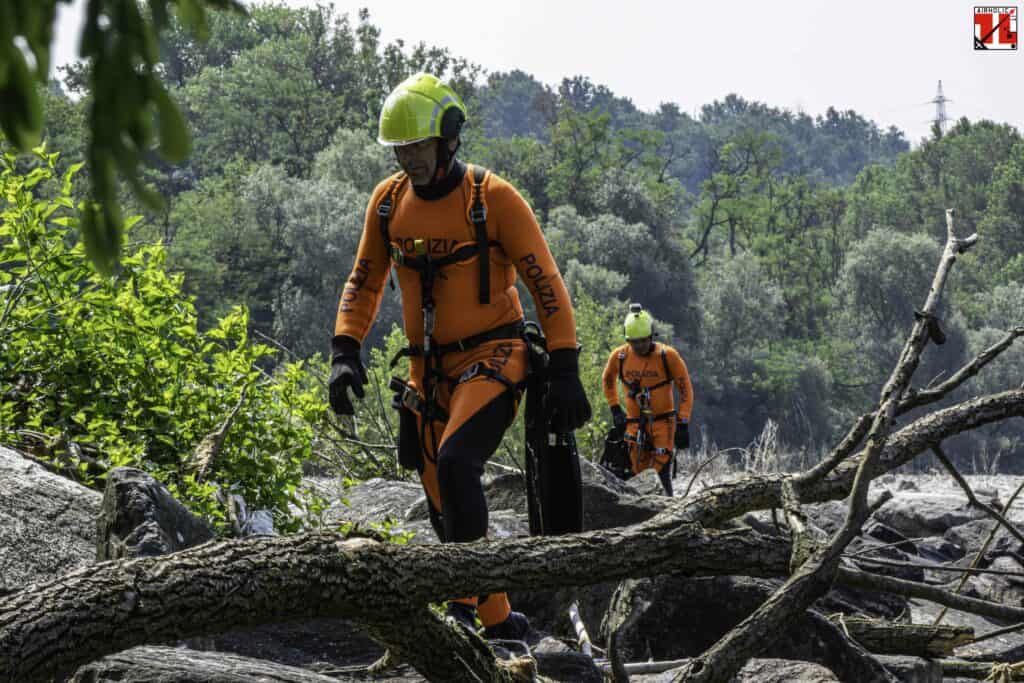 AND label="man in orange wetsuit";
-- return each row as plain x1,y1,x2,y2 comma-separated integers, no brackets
327,73,591,640
602,304,693,496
